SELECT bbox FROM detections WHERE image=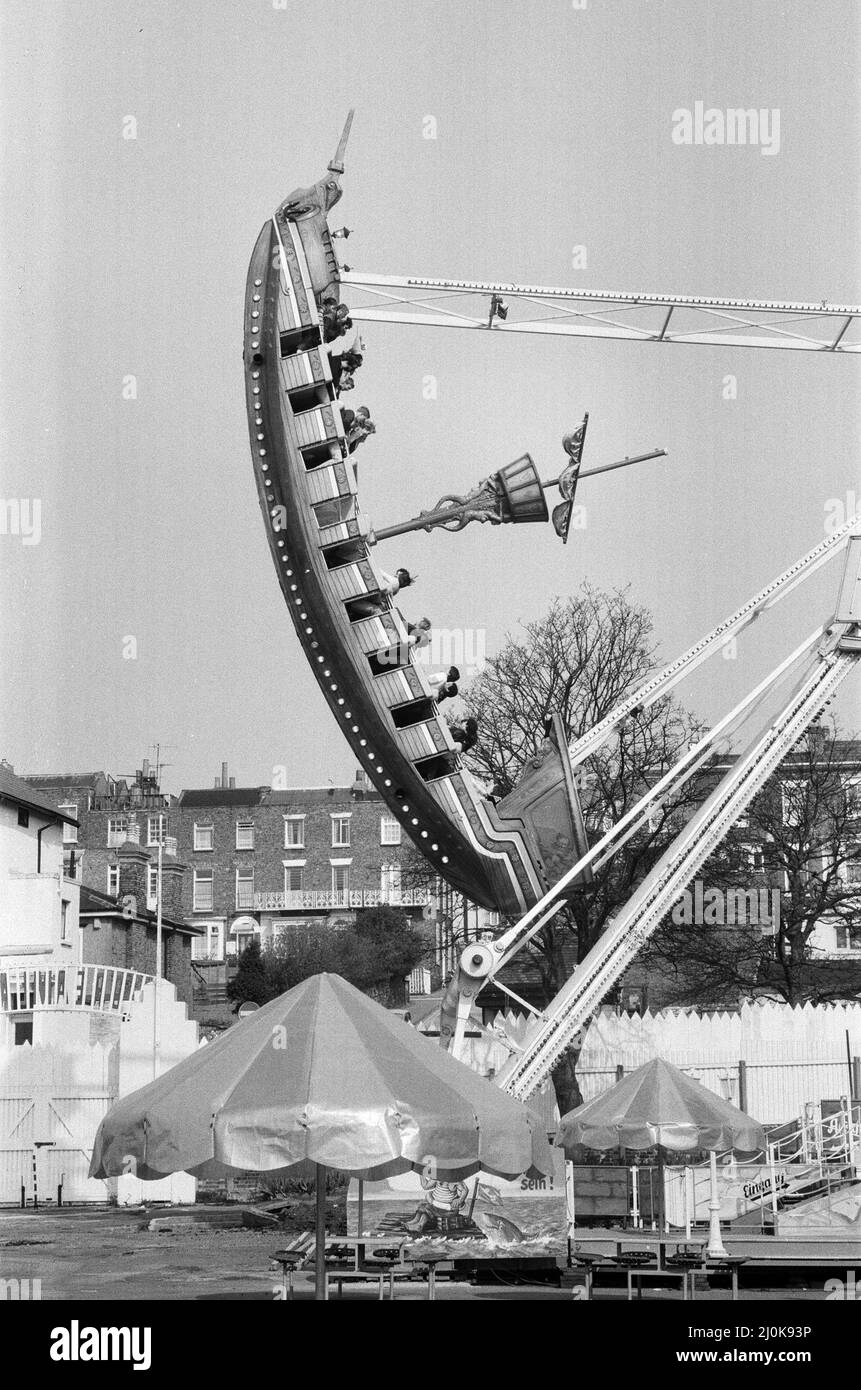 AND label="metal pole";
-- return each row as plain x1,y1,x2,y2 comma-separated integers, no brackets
630,1165,640,1229
539,448,667,489
315,1164,328,1301
737,1059,748,1114
565,1160,576,1260
152,815,163,1080
706,1150,729,1259
768,1143,779,1224
357,1179,364,1239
